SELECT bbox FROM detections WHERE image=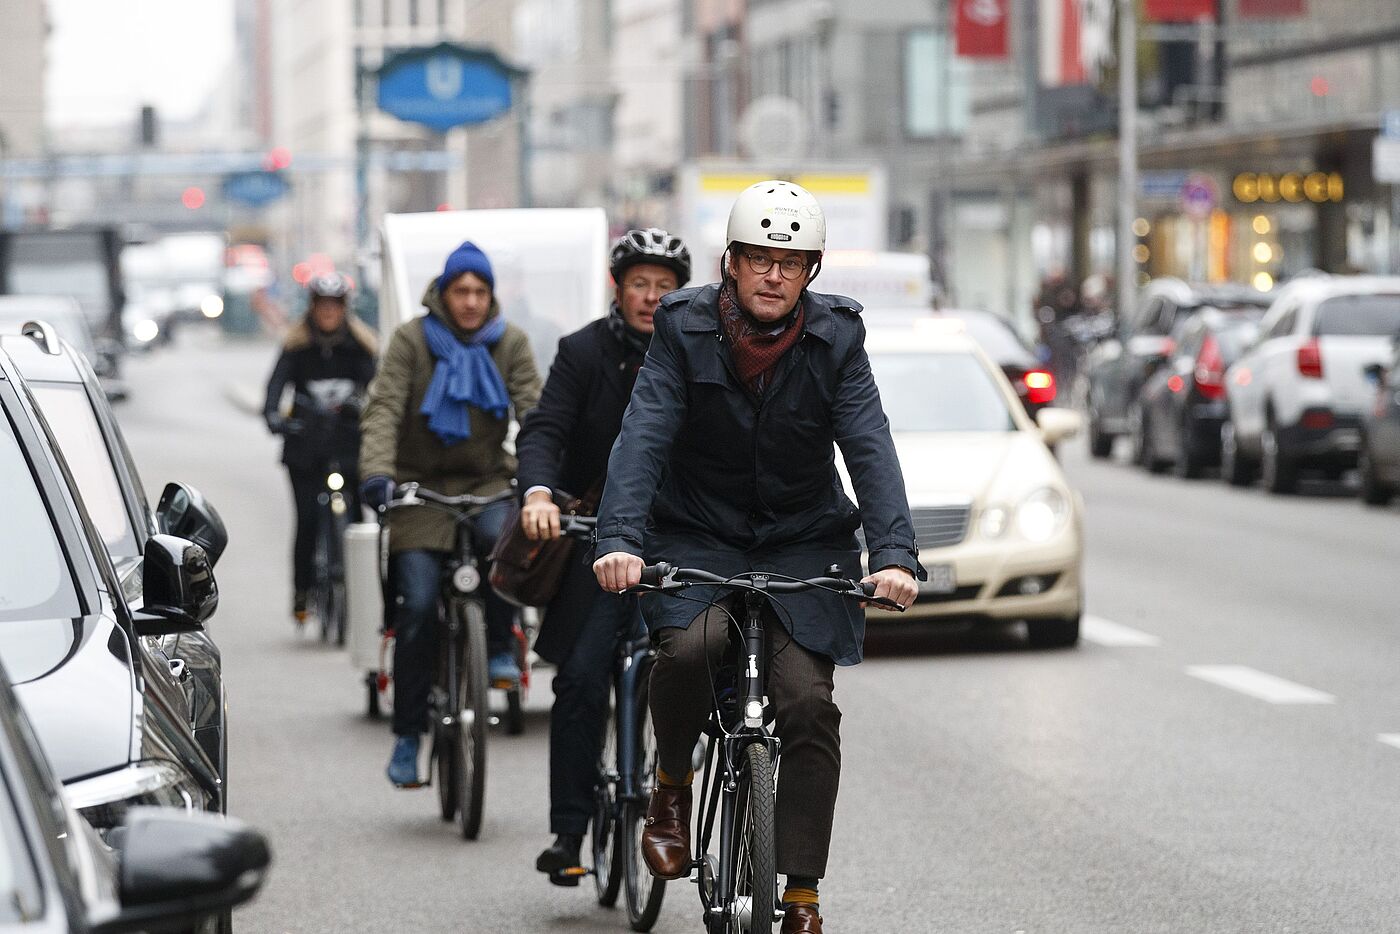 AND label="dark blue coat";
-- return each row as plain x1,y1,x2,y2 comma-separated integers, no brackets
595,283,921,666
